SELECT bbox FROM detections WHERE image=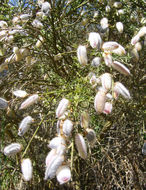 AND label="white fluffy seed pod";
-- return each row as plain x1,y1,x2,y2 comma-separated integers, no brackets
48,137,65,149
32,19,43,29
113,2,122,8
36,36,44,48
134,42,142,51
0,97,8,110
12,90,28,98
77,45,88,66
88,32,102,49
111,44,126,55
99,73,112,91
56,144,66,156
105,5,111,12
80,112,89,129
91,57,101,67
20,14,30,22
41,2,51,14
117,9,124,15
94,90,106,113
18,116,34,136
0,30,7,40
75,133,87,159
111,61,130,76
93,11,99,18
21,158,33,181
100,17,109,29
12,16,20,25
86,128,96,146
56,165,71,184
106,93,113,100
45,149,57,167
20,48,29,58
19,94,39,110
45,155,64,180
62,119,73,137
0,21,8,28
114,82,131,99
4,143,22,156
116,22,124,33
13,47,20,54
102,41,119,52
56,98,69,118
102,52,112,66
131,35,140,45
137,26,146,38
103,102,113,114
